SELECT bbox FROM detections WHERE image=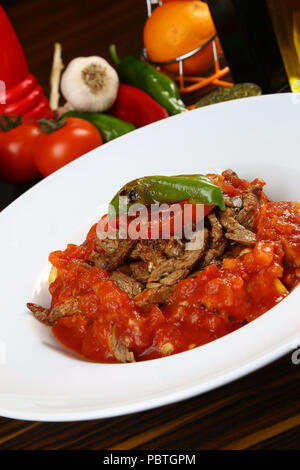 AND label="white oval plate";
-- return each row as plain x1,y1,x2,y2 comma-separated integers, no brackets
1,93,300,422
